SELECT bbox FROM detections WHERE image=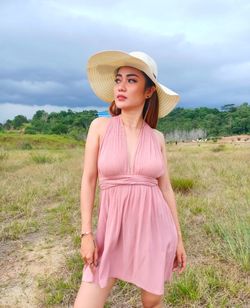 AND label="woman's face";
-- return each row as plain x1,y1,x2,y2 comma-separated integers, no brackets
114,66,152,112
